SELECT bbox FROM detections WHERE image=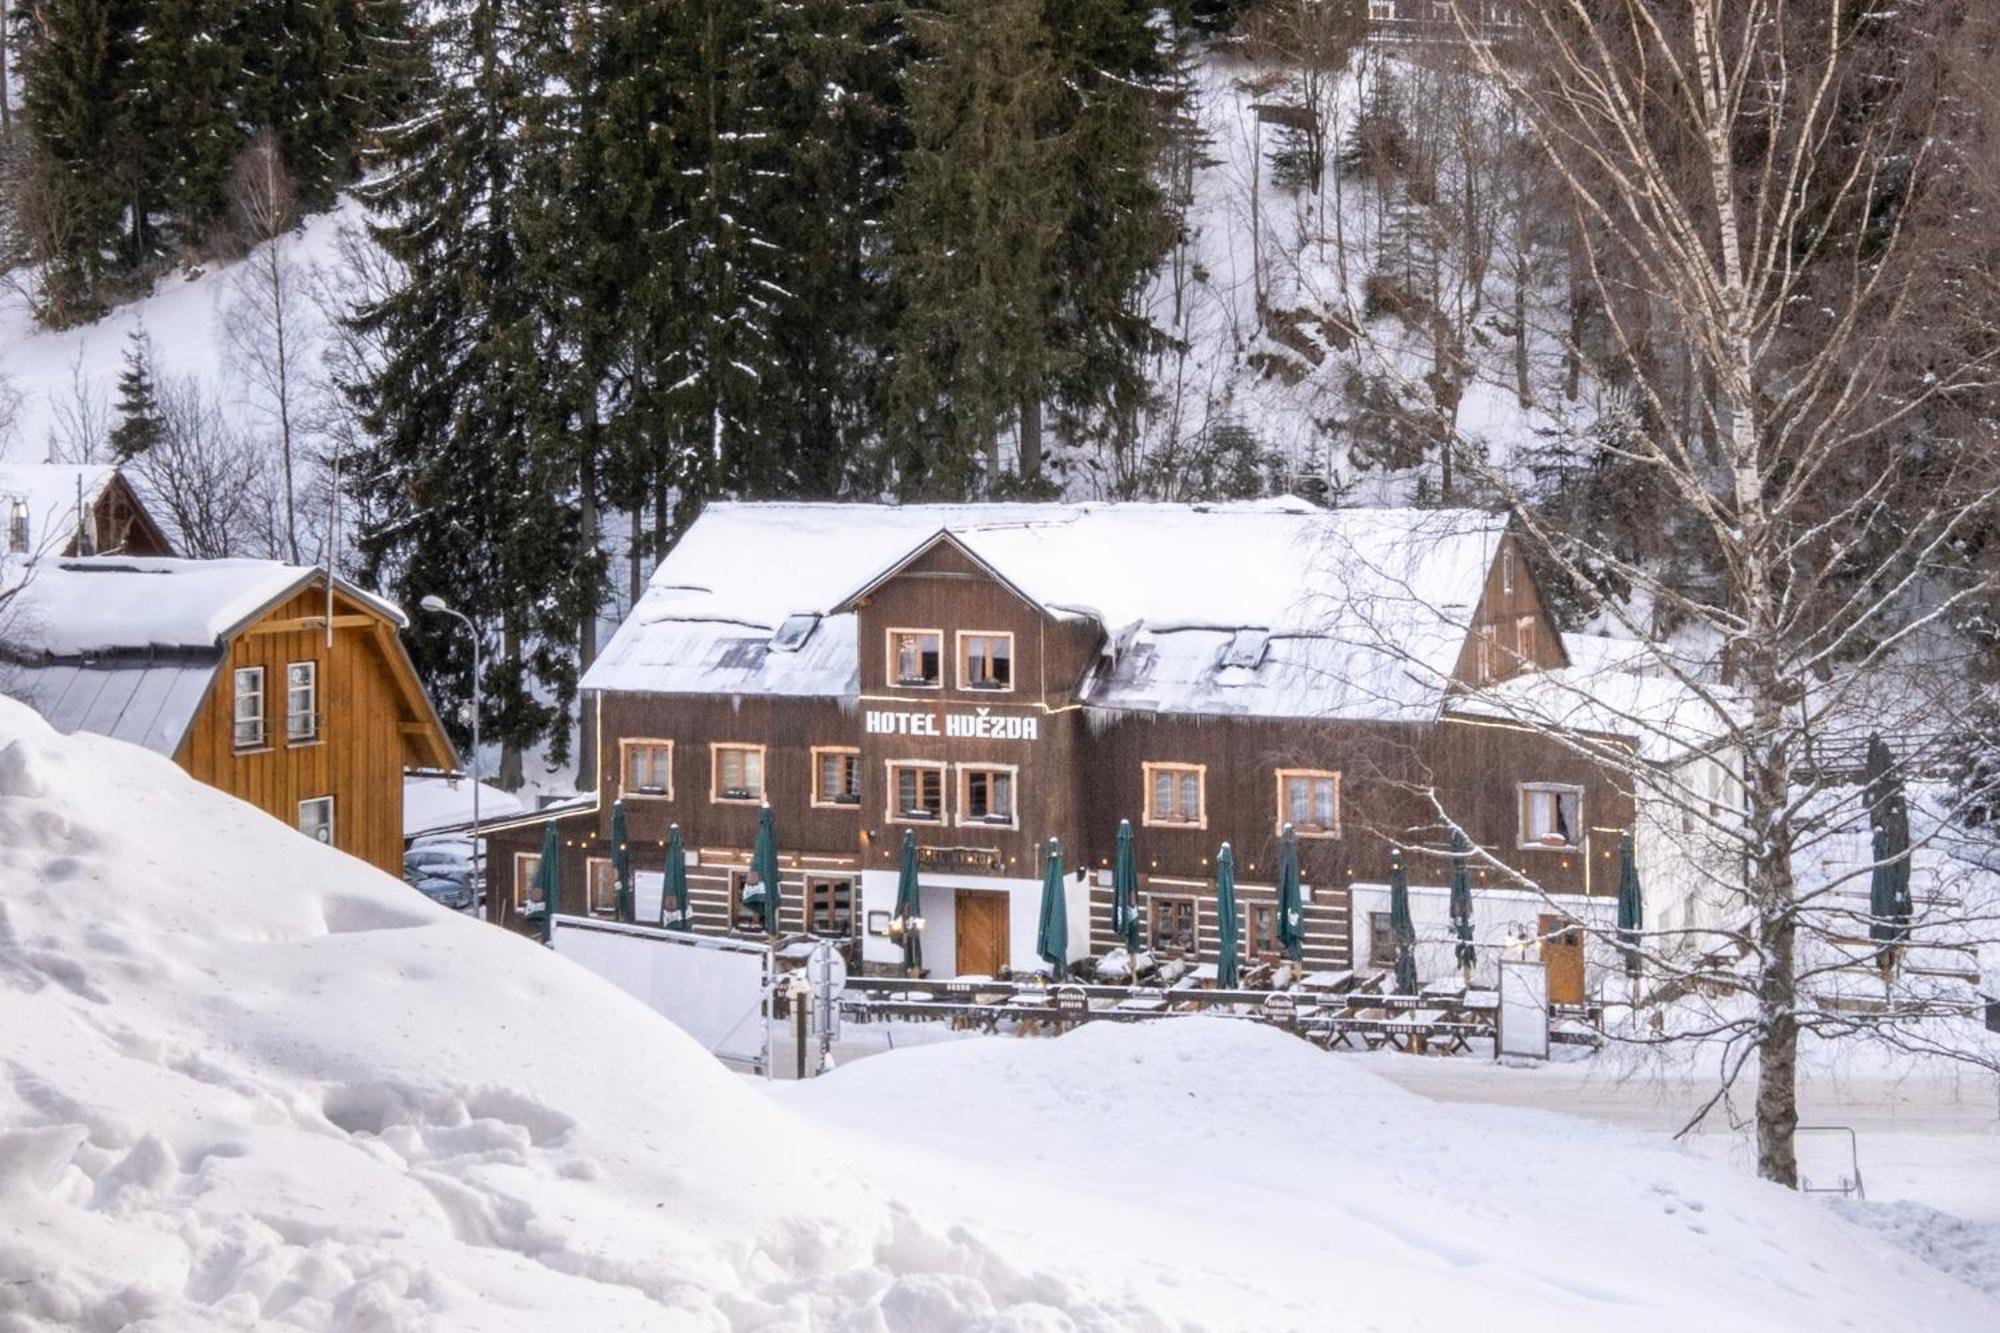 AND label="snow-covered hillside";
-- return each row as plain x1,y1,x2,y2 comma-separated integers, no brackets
1,696,1993,1329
